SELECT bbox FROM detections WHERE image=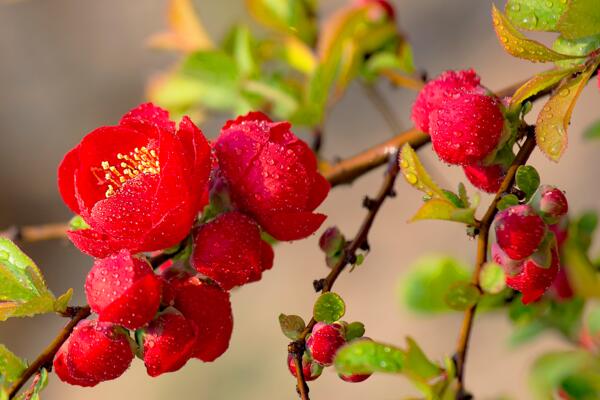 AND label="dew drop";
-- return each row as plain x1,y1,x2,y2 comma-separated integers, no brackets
405,172,418,185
